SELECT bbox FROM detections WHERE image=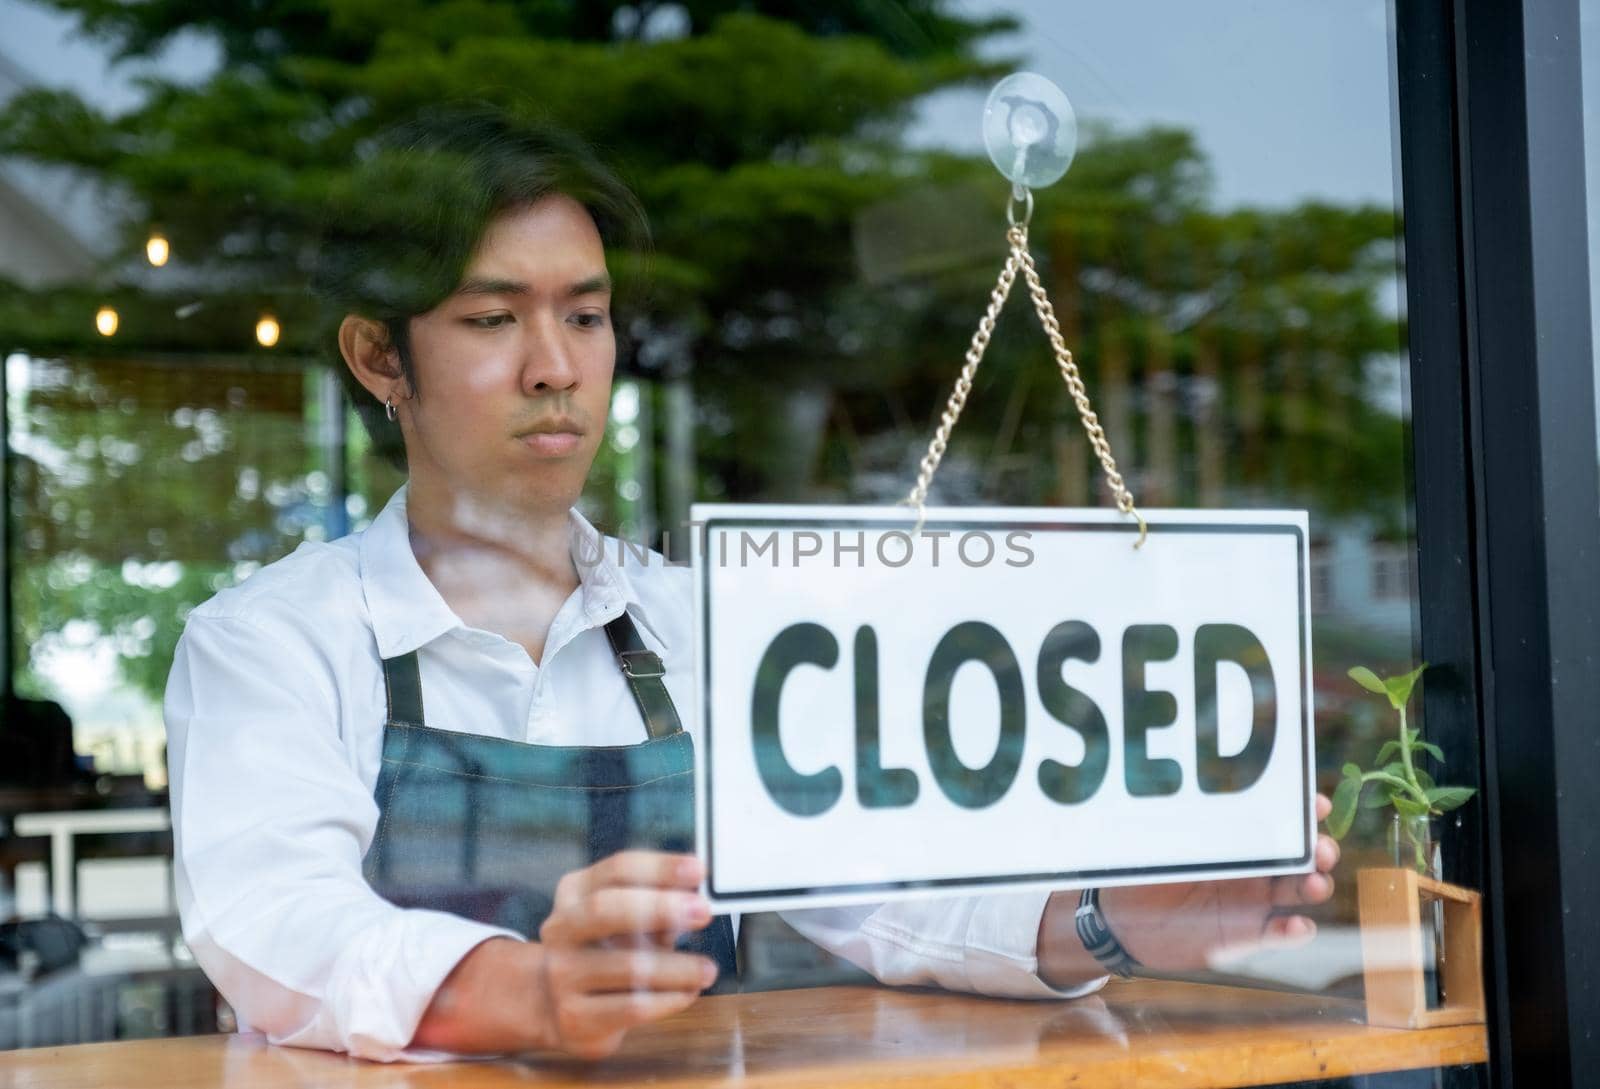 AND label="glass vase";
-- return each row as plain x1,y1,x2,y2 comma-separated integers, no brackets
1390,811,1446,1006
1388,811,1442,879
